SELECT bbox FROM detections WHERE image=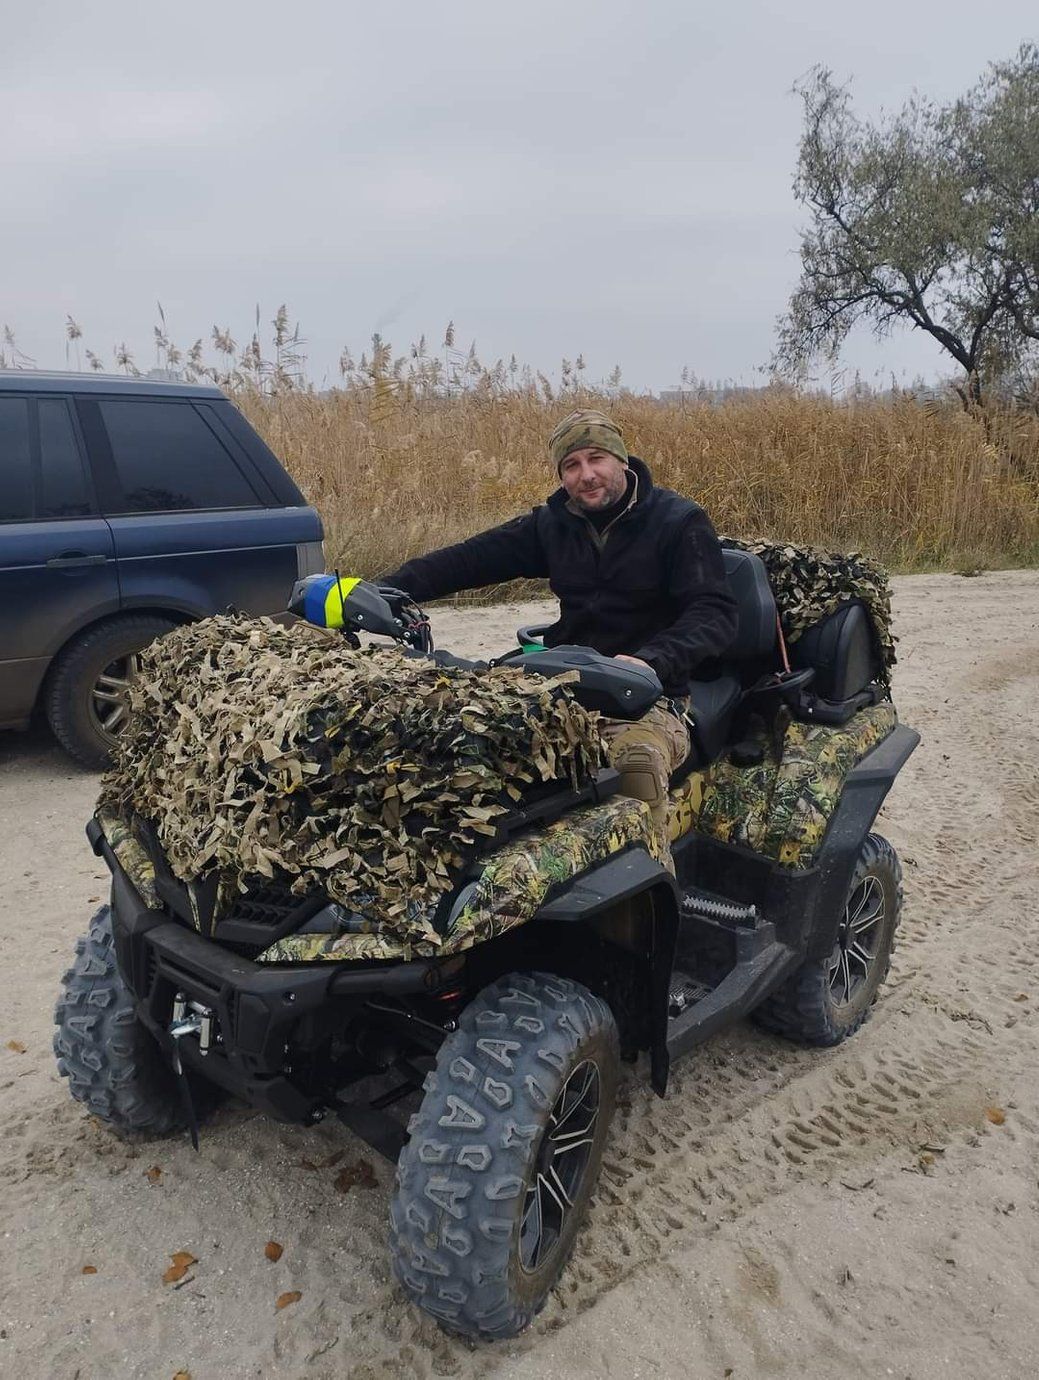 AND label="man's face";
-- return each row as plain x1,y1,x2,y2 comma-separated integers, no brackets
559,447,629,511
